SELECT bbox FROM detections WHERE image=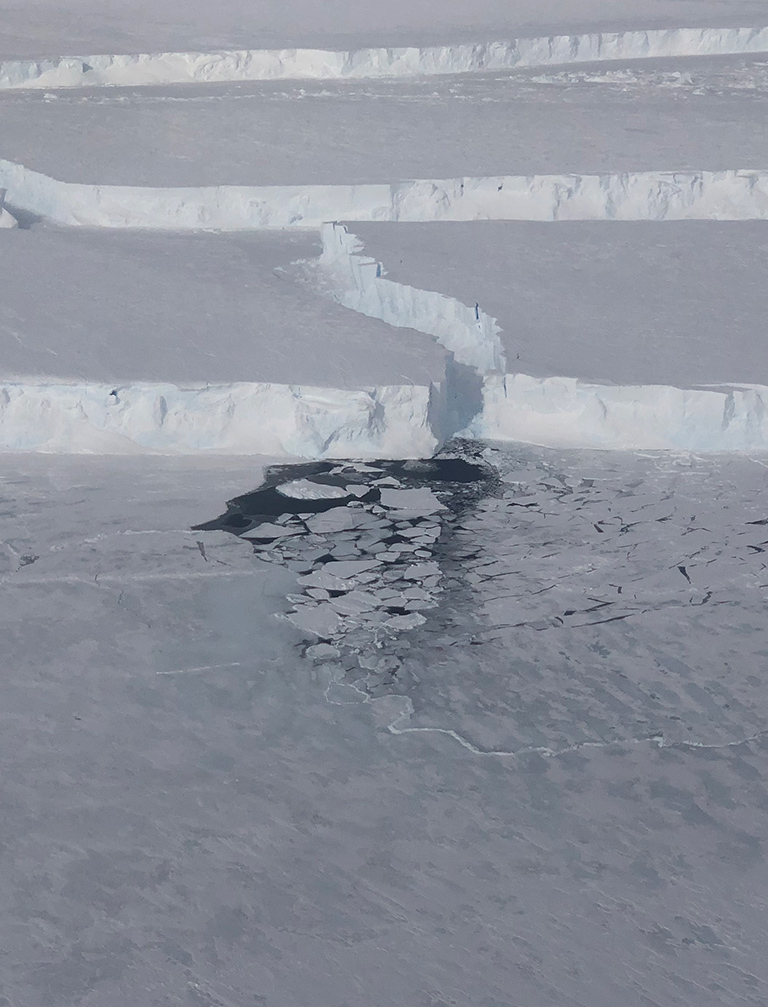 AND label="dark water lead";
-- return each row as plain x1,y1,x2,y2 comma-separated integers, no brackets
195,441,499,687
